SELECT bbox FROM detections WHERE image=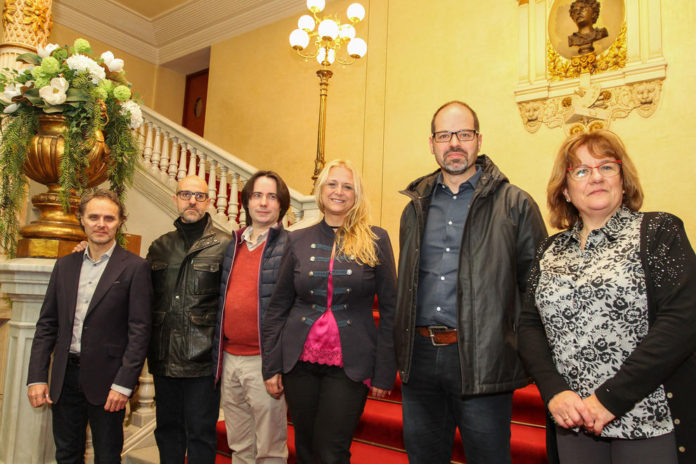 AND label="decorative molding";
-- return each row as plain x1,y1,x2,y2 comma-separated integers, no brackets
52,0,306,70
518,77,663,134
